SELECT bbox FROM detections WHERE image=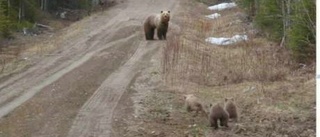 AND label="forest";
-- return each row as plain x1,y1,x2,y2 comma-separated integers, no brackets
237,0,315,63
0,0,316,136
0,0,106,38
0,0,317,63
